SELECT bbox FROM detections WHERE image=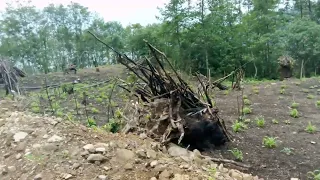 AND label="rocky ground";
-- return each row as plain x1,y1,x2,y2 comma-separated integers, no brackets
0,99,261,180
